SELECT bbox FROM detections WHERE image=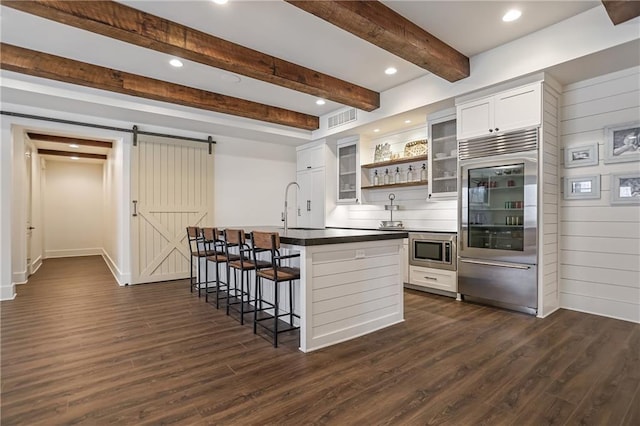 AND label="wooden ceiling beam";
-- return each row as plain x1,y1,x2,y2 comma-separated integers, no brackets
601,1,640,25
27,133,113,148
2,0,380,112
1,44,319,131
286,1,470,82
38,149,108,160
